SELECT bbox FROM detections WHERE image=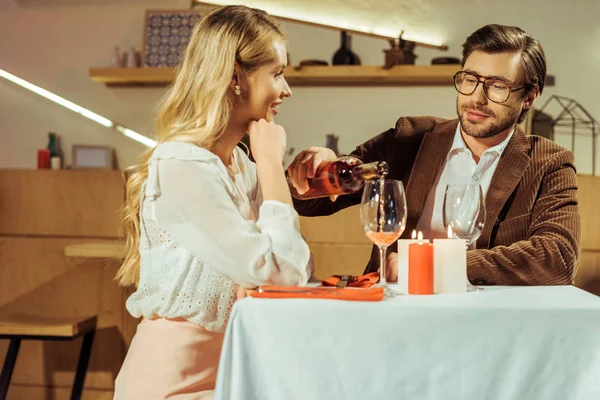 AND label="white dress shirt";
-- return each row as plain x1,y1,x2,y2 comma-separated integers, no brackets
126,142,311,332
415,123,514,241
